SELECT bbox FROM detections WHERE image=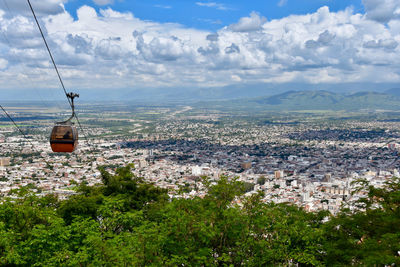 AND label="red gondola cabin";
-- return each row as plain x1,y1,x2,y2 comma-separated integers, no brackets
49,92,79,153
50,124,78,152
